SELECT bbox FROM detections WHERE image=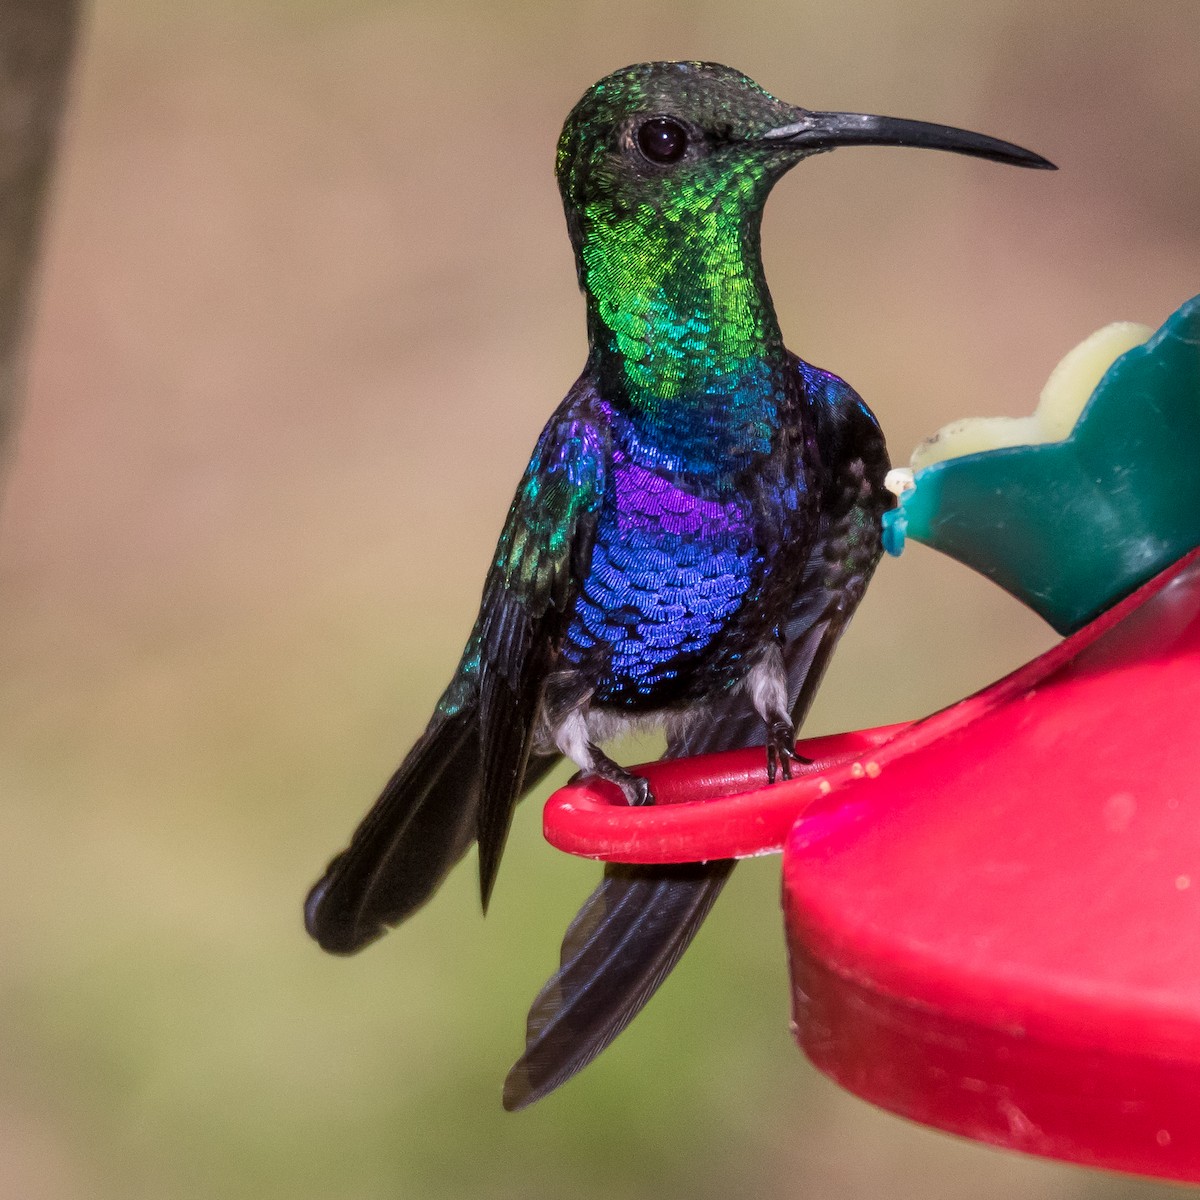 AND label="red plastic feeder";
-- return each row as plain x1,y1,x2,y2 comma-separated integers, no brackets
543,549,1200,1180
